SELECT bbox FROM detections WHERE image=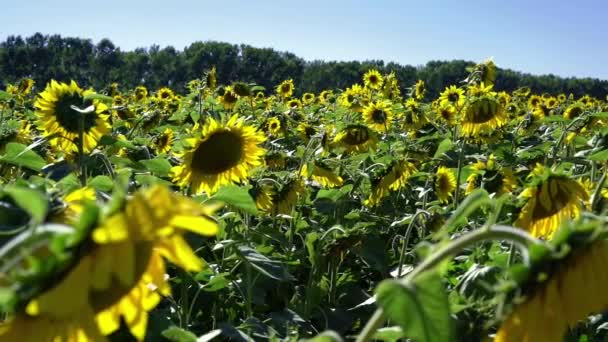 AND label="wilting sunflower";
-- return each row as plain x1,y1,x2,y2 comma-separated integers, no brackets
515,166,589,239
155,127,174,154
300,161,343,188
414,80,426,100
276,79,295,98
434,166,457,204
476,58,496,85
363,69,384,90
297,122,318,143
171,114,266,194
495,239,608,342
133,86,148,102
333,124,378,153
563,102,586,120
272,177,306,215
17,78,35,96
35,80,111,153
465,155,516,195
362,100,394,132
460,95,507,141
365,160,417,207
267,117,282,136
302,92,315,105
249,181,275,212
